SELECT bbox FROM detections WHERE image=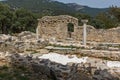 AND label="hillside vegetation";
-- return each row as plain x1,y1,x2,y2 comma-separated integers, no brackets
0,0,120,34
2,0,108,16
